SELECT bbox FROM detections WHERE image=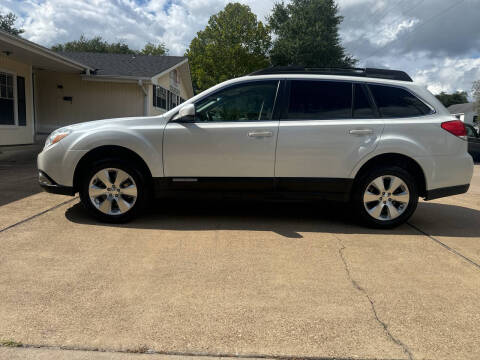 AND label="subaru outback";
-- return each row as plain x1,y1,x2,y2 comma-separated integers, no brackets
37,67,474,228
